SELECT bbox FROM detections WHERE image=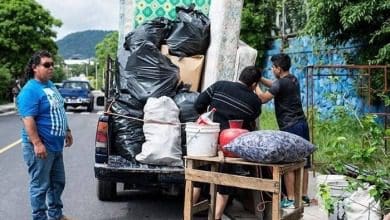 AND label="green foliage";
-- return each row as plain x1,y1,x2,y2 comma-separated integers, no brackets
0,66,12,101
313,104,390,214
57,30,113,59
0,0,62,78
319,183,336,214
95,31,118,89
240,1,276,66
304,0,390,64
